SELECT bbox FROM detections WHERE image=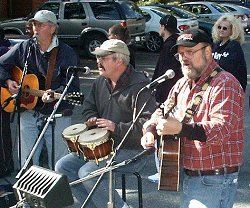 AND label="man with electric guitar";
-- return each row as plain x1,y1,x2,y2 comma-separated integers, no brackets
0,10,80,170
141,28,245,208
